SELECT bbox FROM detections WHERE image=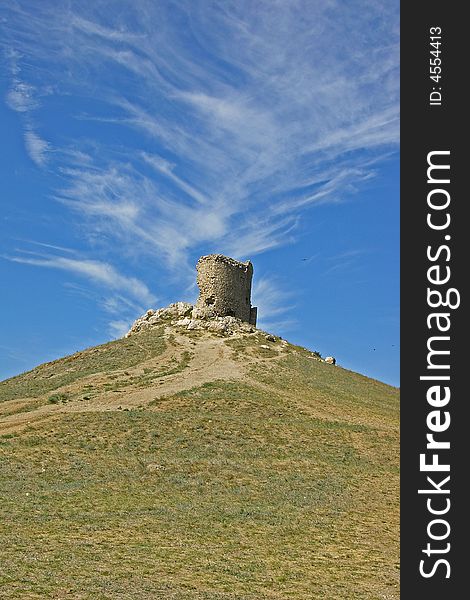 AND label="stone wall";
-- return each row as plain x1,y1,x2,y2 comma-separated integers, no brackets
194,254,257,325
